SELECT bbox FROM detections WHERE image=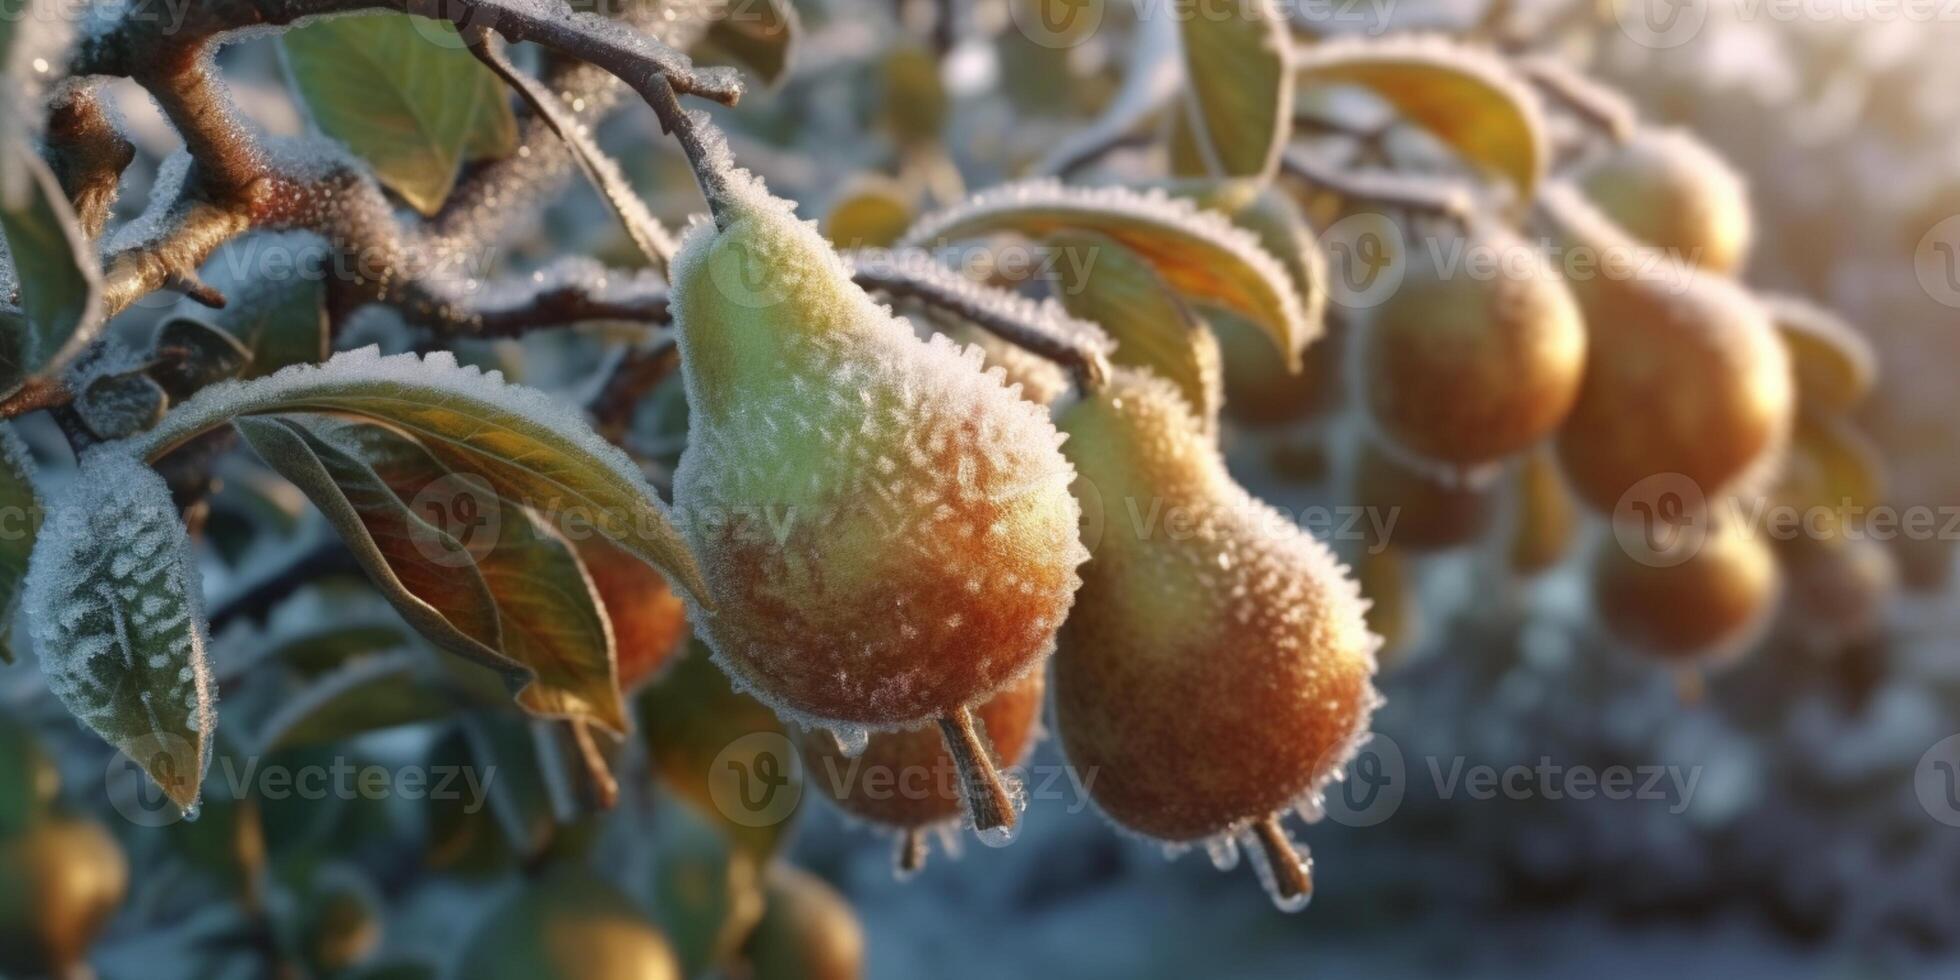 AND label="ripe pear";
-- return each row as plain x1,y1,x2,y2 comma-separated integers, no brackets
0,814,129,977
1352,222,1585,468
1053,369,1379,910
798,669,1045,872
1591,517,1779,661
746,866,864,980
455,867,681,980
1540,183,1793,515
1574,127,1753,275
669,173,1085,838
